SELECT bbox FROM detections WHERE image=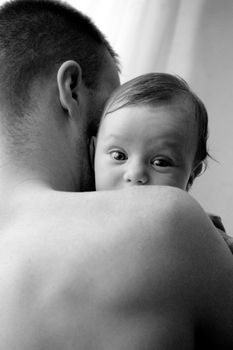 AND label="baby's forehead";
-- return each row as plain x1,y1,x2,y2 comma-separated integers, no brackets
98,93,197,135
100,98,196,131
